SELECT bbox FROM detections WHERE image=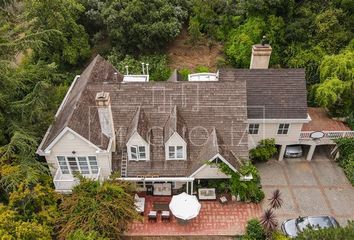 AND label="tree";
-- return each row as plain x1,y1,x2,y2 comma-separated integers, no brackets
335,138,354,185
225,17,266,67
188,17,203,44
25,0,90,66
101,0,188,53
315,41,354,116
58,177,140,239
